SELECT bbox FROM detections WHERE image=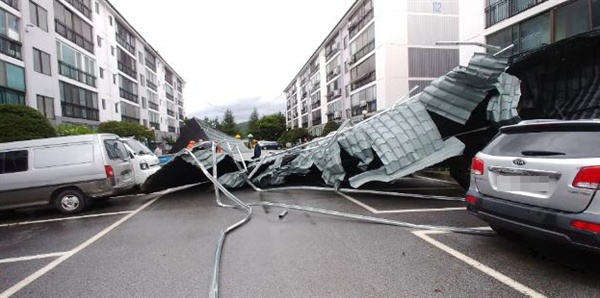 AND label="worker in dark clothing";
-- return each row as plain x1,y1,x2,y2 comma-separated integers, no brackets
252,140,262,159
